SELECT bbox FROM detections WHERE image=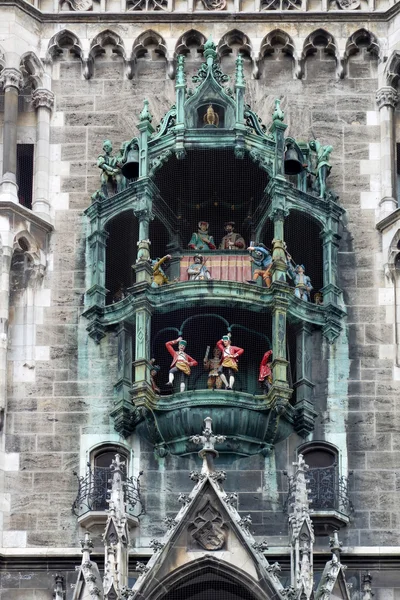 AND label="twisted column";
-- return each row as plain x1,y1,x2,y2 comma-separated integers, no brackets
376,86,398,214
32,88,54,219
